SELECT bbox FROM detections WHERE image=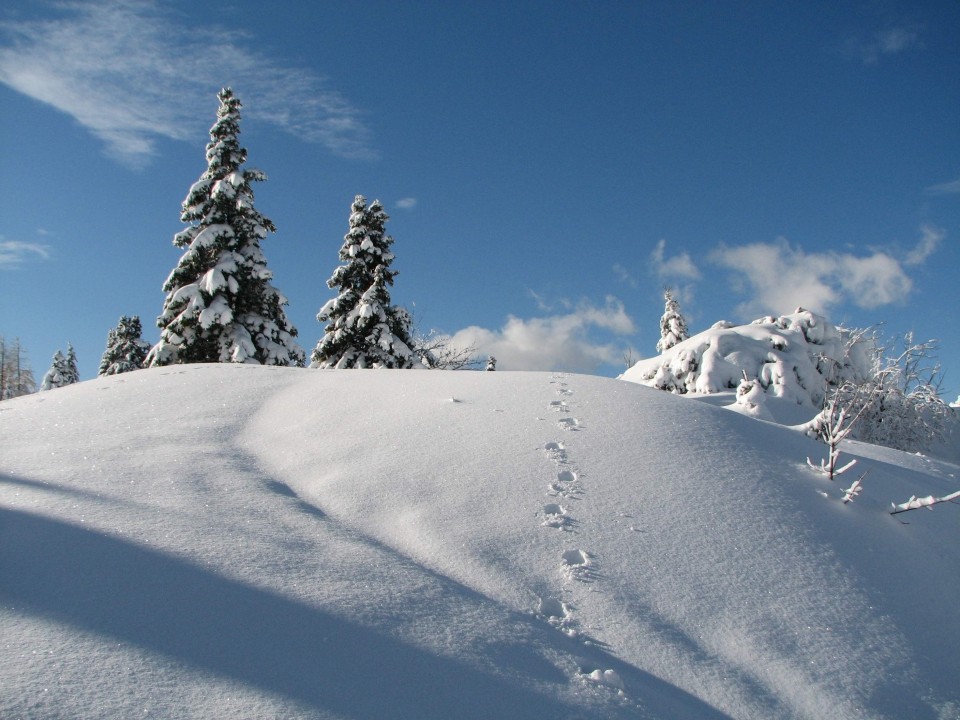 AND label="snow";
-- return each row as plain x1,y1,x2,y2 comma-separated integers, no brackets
621,310,866,415
1,366,958,719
